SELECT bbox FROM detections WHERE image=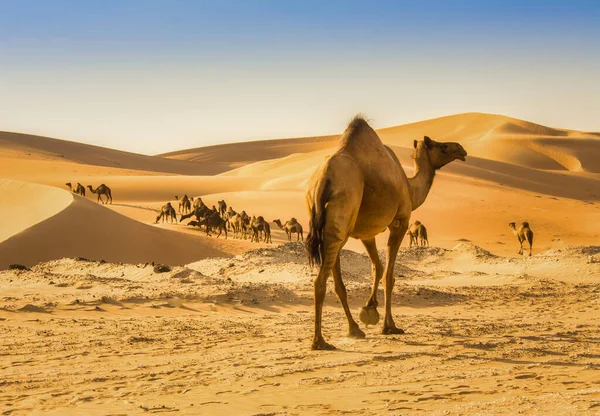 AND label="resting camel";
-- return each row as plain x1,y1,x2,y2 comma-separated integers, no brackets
65,182,86,197
175,195,191,214
87,184,112,204
218,200,227,216
273,218,304,242
305,116,467,350
509,222,534,256
406,221,429,247
251,216,272,243
155,202,177,223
